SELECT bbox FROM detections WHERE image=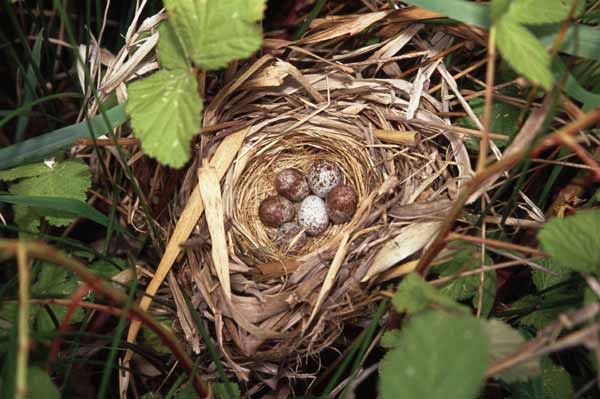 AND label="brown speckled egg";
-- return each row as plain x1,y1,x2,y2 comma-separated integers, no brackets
275,168,310,202
259,195,295,227
326,184,358,224
307,160,342,198
298,195,329,236
276,222,307,251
